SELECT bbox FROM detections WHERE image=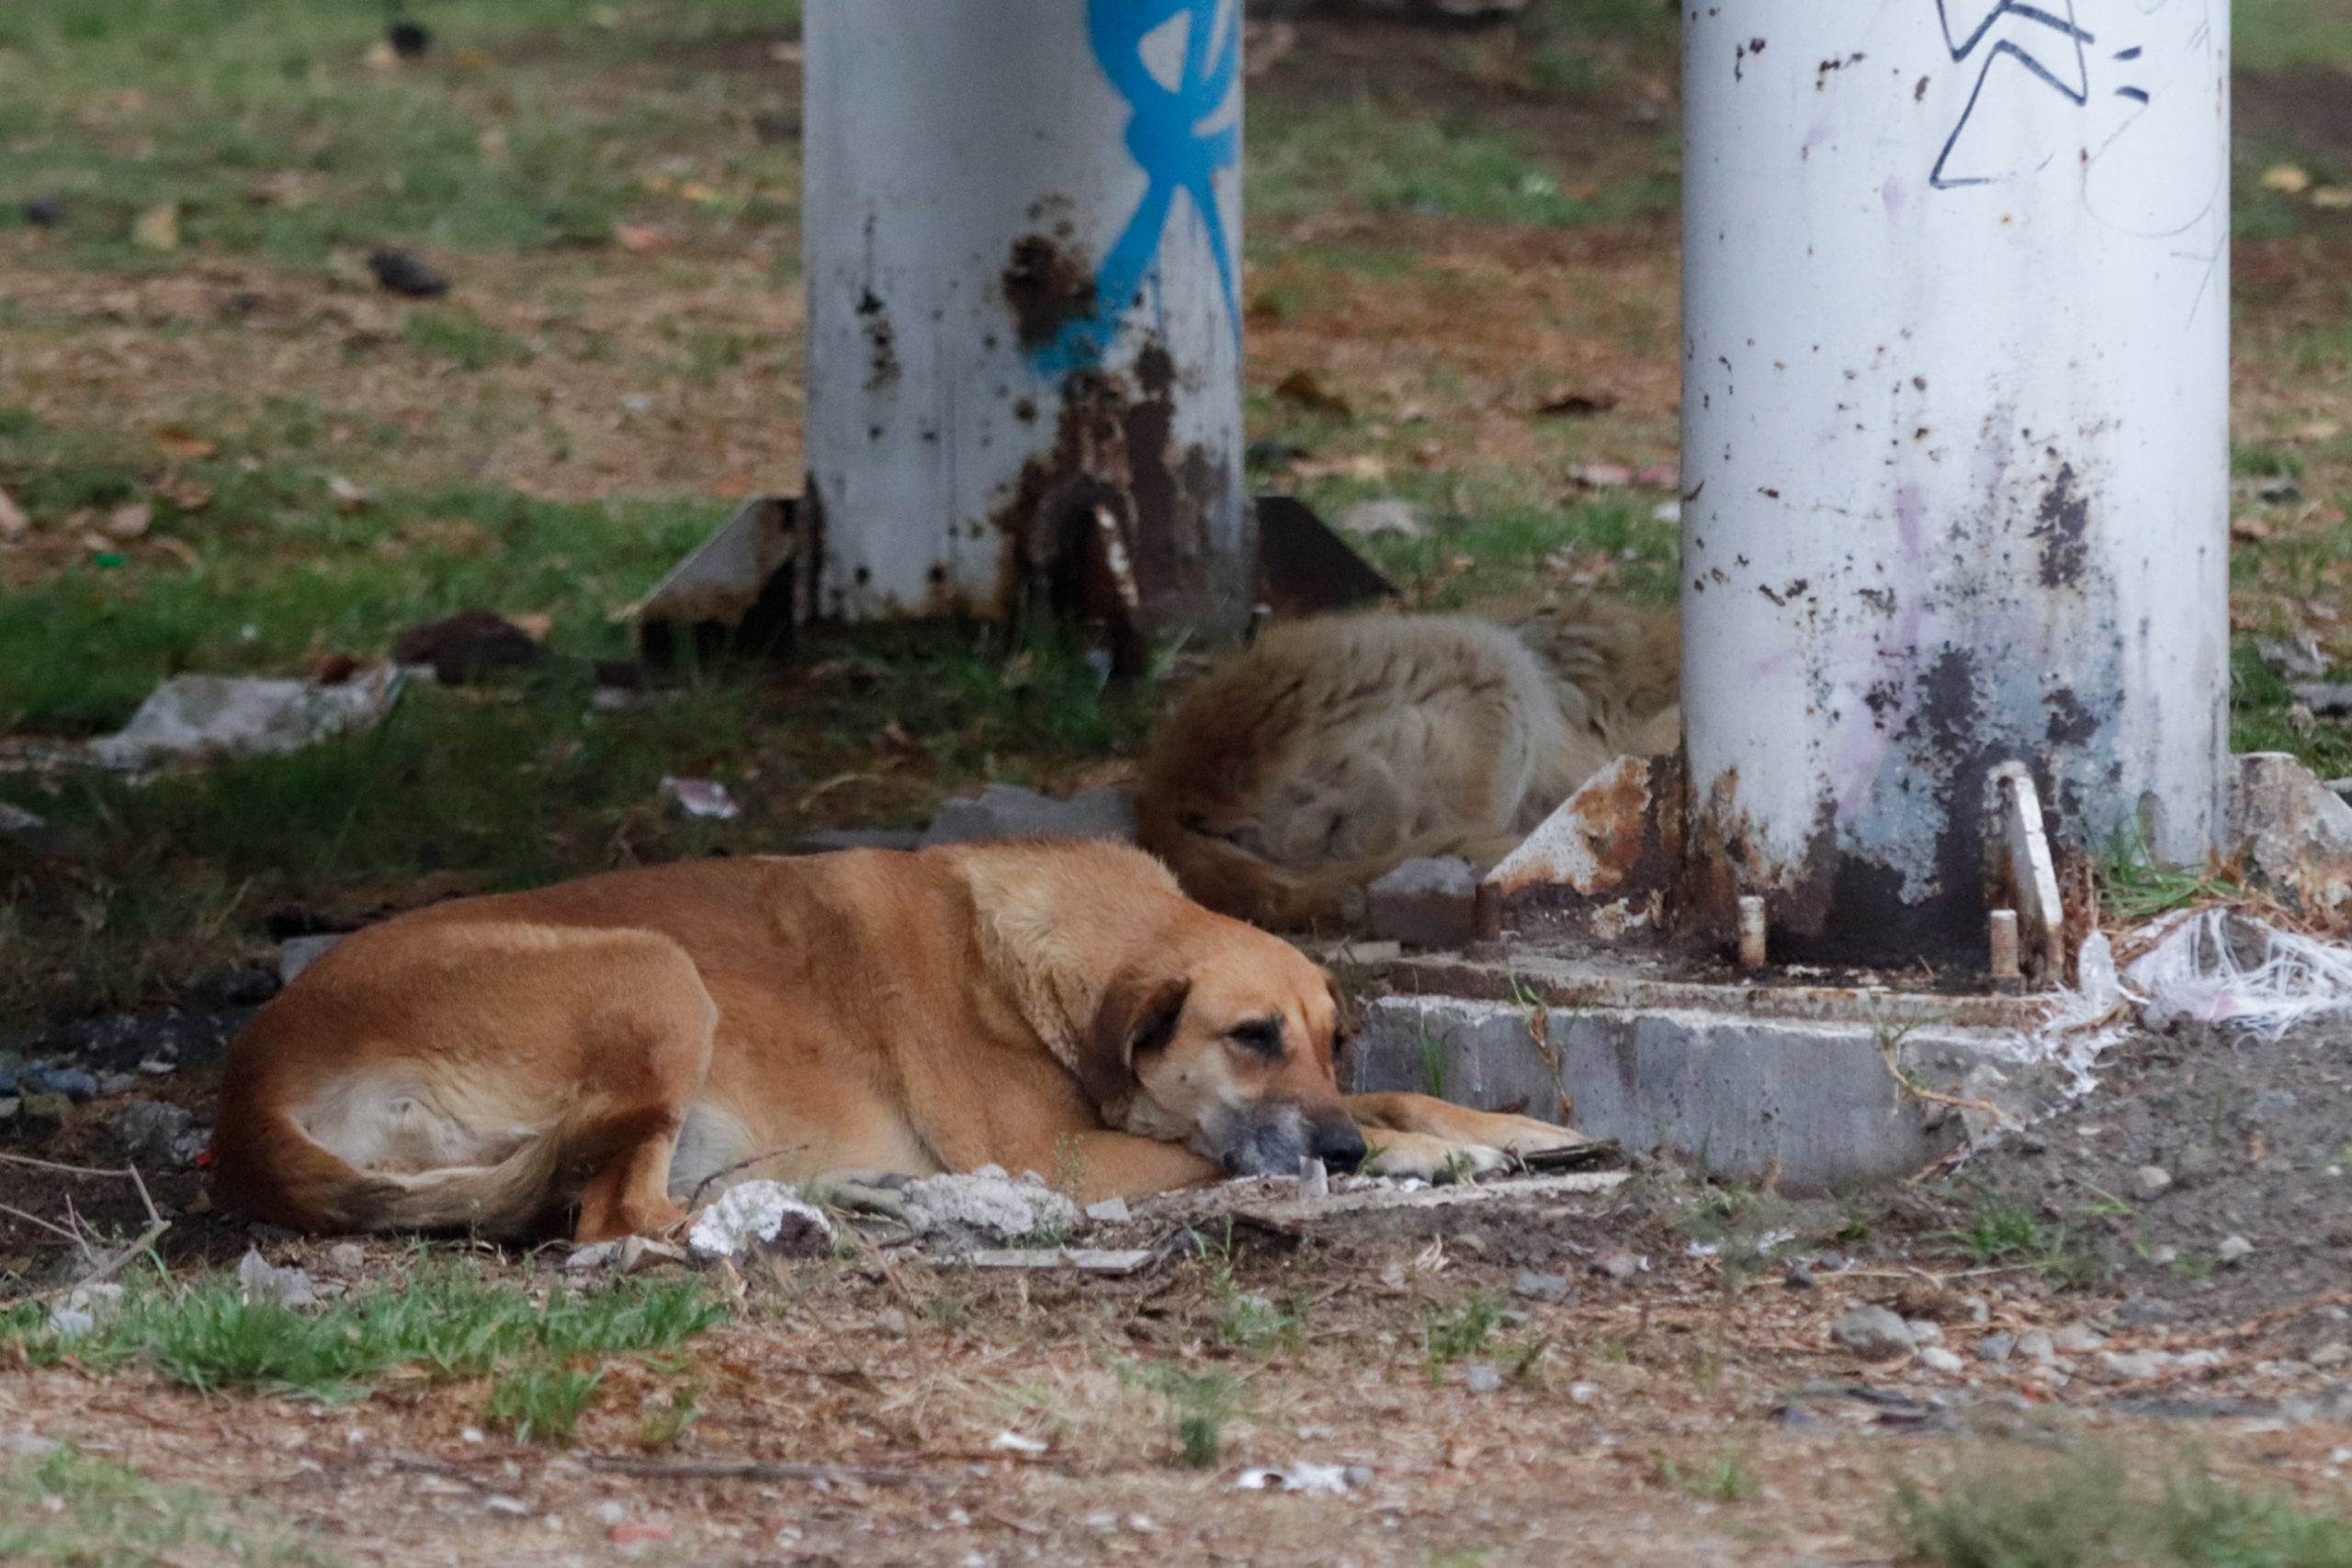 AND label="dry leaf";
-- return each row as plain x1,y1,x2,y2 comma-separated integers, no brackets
154,425,219,460
131,203,180,253
2315,187,2352,210
768,39,804,62
2262,164,2312,195
158,476,213,512
0,485,27,540
106,503,153,540
510,612,554,642
2231,517,2272,543
614,223,672,254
